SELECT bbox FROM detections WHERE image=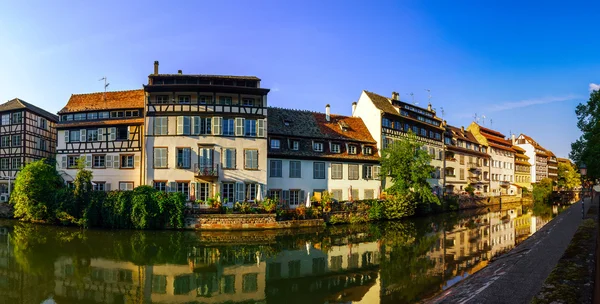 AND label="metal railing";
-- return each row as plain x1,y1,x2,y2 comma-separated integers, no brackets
194,164,219,177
